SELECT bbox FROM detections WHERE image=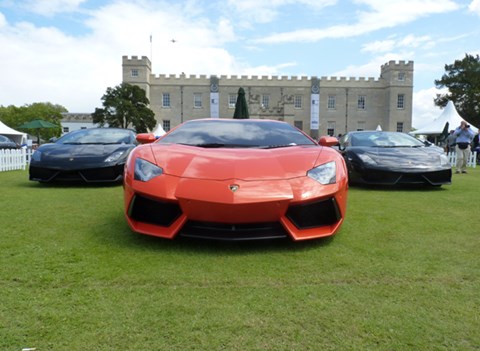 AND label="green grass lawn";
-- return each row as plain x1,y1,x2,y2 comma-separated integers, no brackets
1,169,479,350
